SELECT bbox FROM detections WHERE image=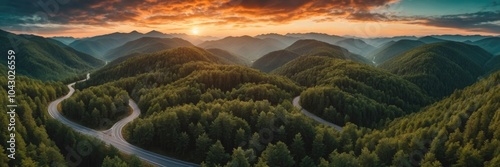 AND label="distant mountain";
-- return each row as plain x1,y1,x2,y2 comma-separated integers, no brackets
198,36,287,61
369,39,425,64
285,32,345,44
357,71,500,167
380,41,492,98
206,48,250,66
69,30,172,58
103,37,194,61
51,36,77,45
418,36,448,44
251,50,301,72
430,34,490,42
0,29,104,81
334,38,376,56
485,55,500,75
470,37,500,55
252,39,370,72
169,33,219,45
362,36,417,47
255,33,300,45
